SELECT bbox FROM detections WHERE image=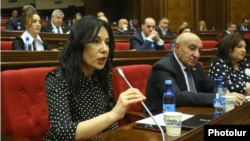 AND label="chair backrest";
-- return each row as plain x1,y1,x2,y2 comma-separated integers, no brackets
1,27,6,30
2,19,8,22
202,41,218,49
1,67,56,141
114,42,130,50
1,41,13,50
218,34,222,42
112,65,152,126
164,43,170,50
198,61,204,70
244,34,250,37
